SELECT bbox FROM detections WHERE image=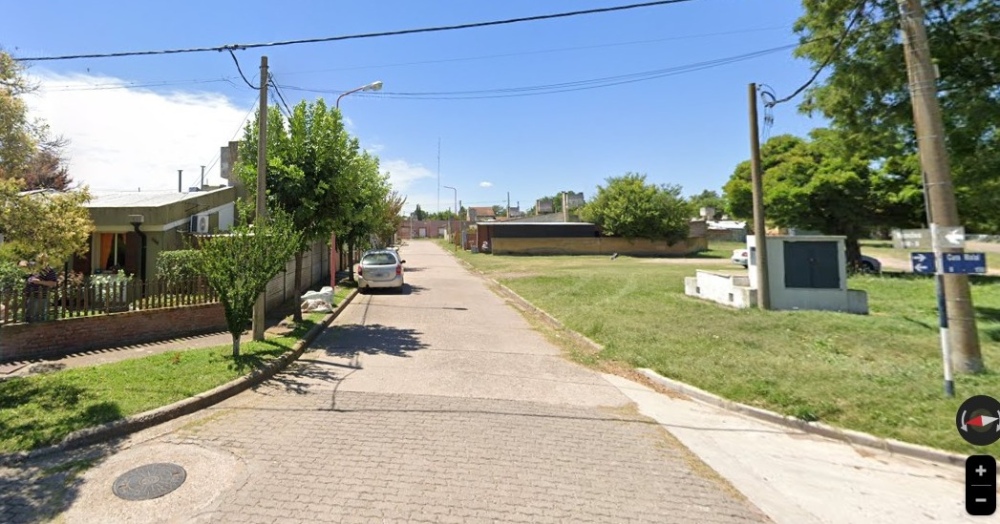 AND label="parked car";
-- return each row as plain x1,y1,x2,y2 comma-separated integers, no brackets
356,249,406,293
731,248,881,274
731,248,749,267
